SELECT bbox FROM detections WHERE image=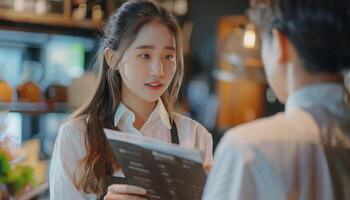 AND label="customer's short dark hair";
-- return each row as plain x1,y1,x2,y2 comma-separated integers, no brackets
250,0,350,74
